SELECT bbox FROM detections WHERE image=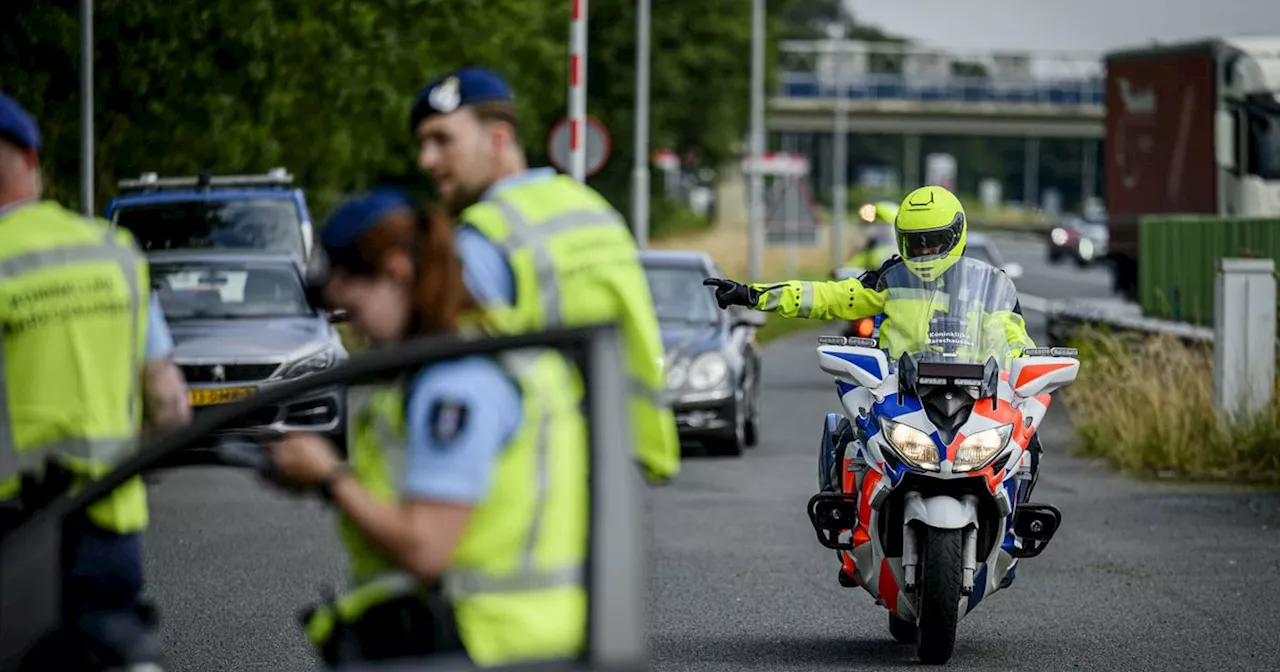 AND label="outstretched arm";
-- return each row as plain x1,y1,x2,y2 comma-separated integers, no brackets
704,277,885,320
